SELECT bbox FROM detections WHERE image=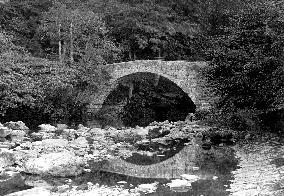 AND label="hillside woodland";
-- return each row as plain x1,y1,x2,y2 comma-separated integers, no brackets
0,0,283,131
